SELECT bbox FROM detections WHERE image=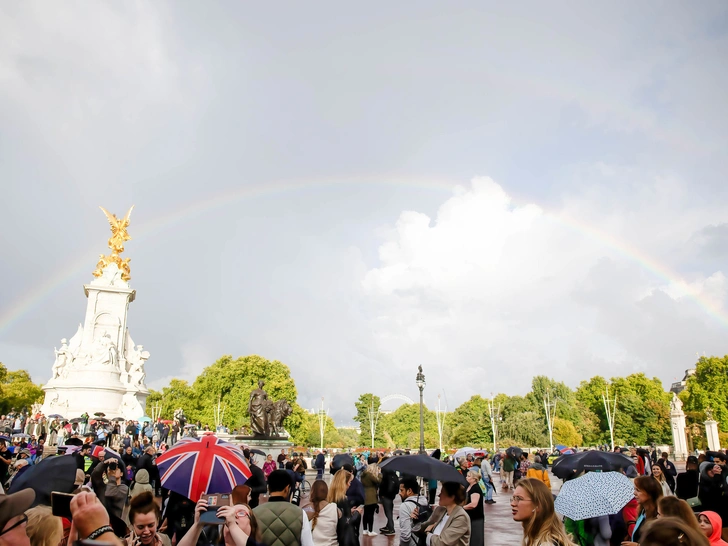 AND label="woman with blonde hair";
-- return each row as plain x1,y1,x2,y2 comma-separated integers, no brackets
361,460,382,536
327,469,361,546
657,496,702,534
25,505,62,546
511,478,576,546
